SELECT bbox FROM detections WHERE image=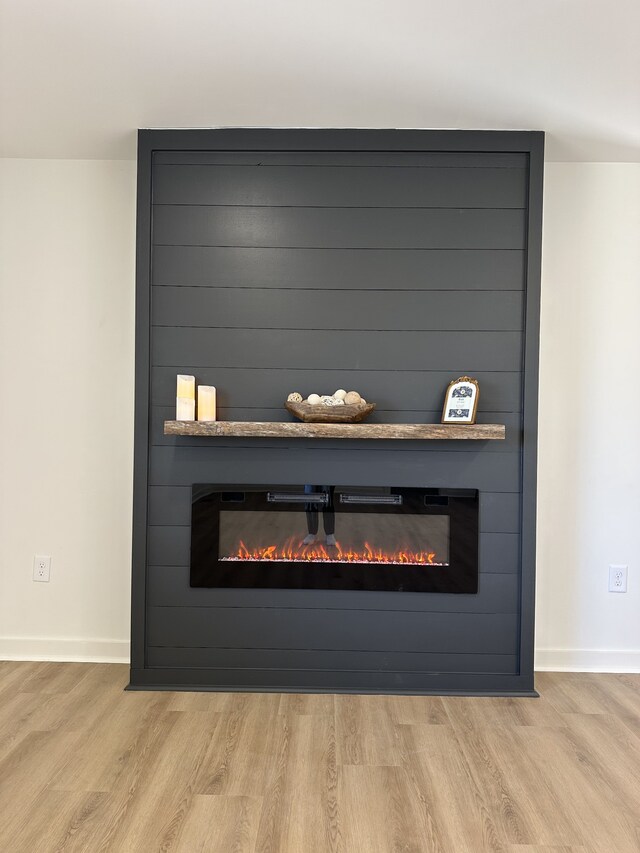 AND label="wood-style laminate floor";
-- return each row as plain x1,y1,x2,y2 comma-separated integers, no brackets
0,663,639,852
